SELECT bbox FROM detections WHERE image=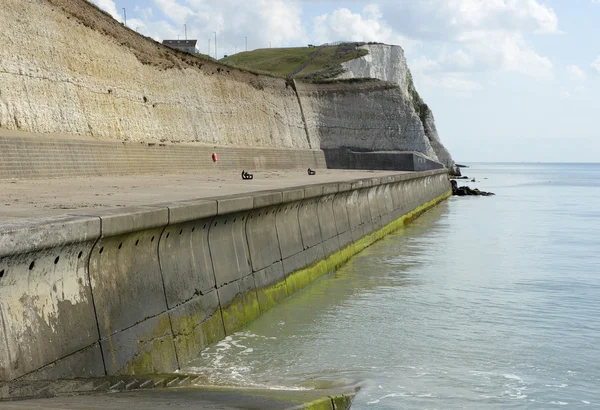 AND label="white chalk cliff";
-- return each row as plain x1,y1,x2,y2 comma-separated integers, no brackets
337,44,455,169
